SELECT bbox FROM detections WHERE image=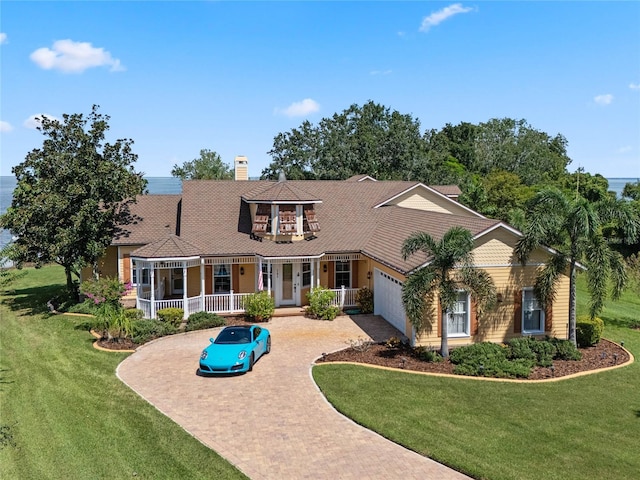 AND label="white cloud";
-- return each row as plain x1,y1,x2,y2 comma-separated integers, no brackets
617,146,632,154
0,120,13,132
370,70,392,76
630,83,640,91
0,33,7,45
275,98,320,117
419,3,474,32
23,113,60,130
30,39,125,73
593,94,613,106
